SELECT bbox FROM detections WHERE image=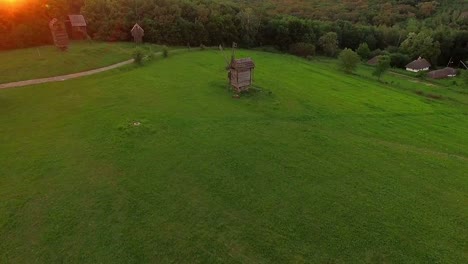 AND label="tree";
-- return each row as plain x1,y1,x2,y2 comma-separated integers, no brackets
319,32,339,57
400,32,441,63
338,48,360,73
289,42,315,58
372,55,391,81
356,43,371,60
